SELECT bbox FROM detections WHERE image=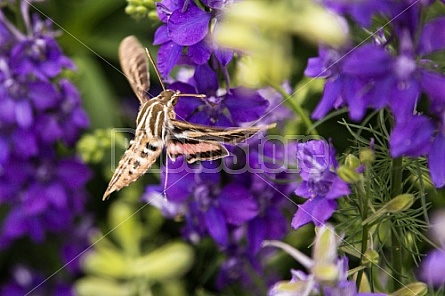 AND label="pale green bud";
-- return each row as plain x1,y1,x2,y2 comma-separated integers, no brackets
337,165,361,184
390,282,427,296
135,5,148,15
125,5,137,15
344,154,361,170
362,194,414,226
148,10,159,20
359,148,375,165
384,194,414,213
362,249,379,266
313,224,339,264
